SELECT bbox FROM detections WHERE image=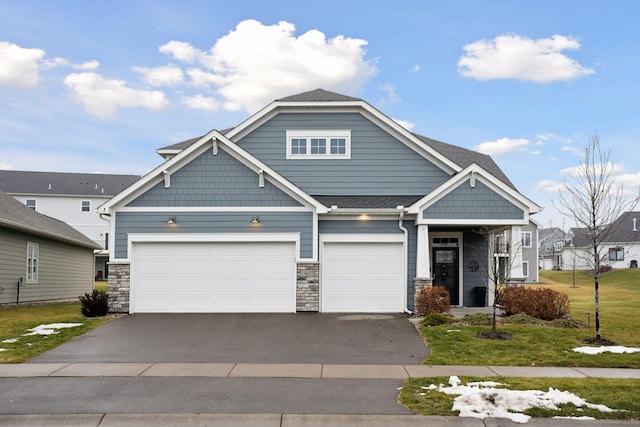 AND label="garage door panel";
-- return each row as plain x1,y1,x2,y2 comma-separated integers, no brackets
131,242,295,313
322,241,404,313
